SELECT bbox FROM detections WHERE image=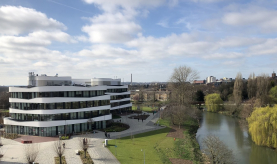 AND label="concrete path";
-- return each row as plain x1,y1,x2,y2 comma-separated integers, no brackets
0,111,164,164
